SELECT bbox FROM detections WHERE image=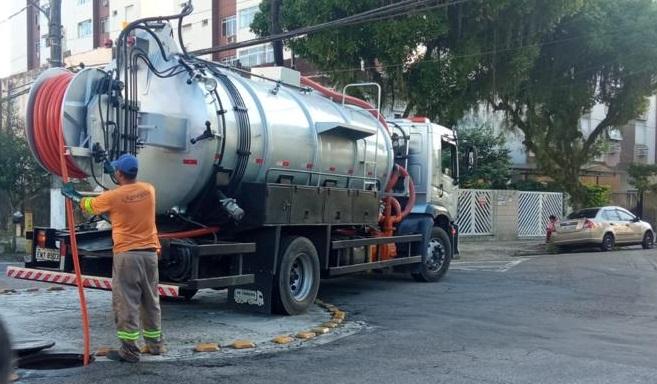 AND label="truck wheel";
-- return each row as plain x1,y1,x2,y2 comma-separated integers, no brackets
273,236,320,315
412,227,452,282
